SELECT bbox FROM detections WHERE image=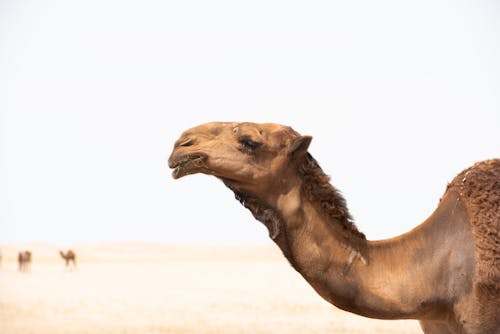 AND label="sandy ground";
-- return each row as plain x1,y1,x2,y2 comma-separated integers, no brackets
0,243,422,334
